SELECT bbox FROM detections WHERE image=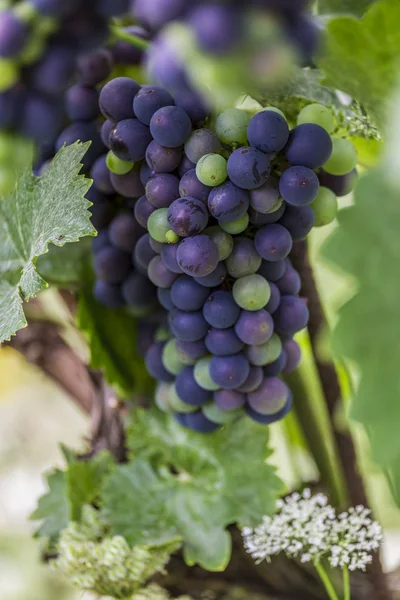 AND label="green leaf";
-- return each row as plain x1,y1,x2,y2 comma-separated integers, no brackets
0,142,94,342
66,452,115,521
317,0,400,127
77,281,155,398
103,409,282,570
36,238,91,287
318,0,376,16
267,69,340,108
30,470,69,539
